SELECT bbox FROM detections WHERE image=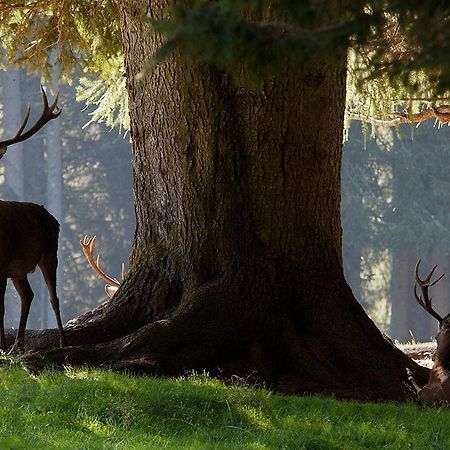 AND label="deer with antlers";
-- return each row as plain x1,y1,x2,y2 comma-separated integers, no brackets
0,87,66,353
407,260,450,404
